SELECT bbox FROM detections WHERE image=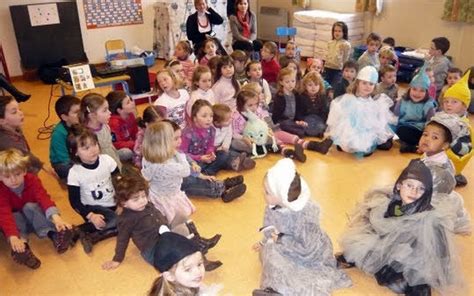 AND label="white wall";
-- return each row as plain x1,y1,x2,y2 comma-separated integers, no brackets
0,0,156,77
308,0,474,71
